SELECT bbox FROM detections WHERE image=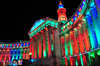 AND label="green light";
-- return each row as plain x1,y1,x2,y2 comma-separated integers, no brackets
97,50,100,56
51,44,53,51
75,60,78,66
60,21,66,23
20,56,21,59
75,56,78,66
44,51,46,57
90,52,95,58
80,55,84,66
29,52,32,55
